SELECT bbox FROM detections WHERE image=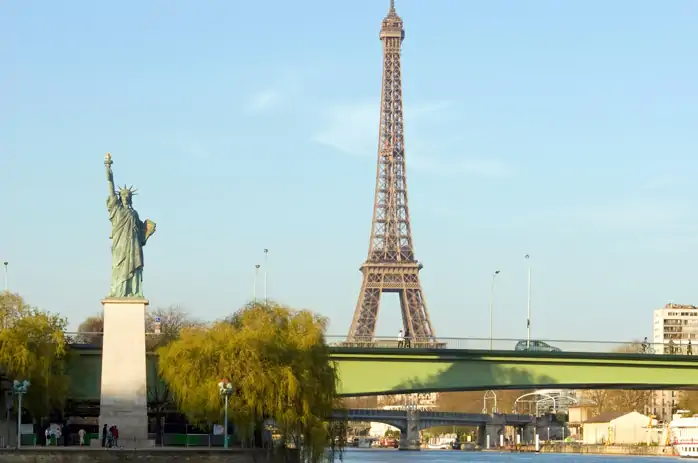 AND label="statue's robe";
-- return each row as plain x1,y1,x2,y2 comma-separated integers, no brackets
107,194,149,298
